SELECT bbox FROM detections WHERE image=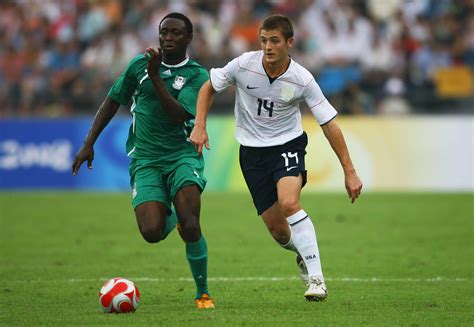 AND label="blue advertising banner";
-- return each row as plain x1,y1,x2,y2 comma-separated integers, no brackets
2,117,472,192
0,118,131,190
